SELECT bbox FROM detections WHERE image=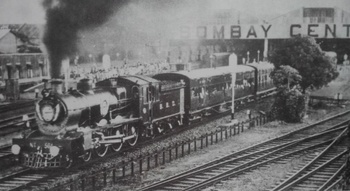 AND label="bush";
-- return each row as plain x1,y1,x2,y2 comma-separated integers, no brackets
268,88,305,123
